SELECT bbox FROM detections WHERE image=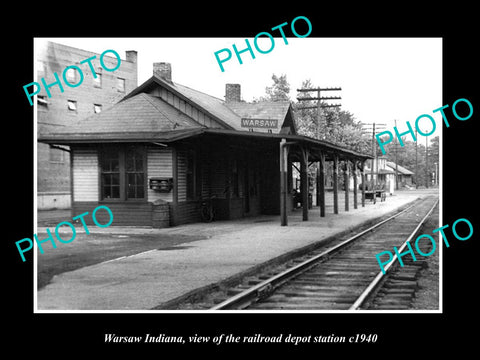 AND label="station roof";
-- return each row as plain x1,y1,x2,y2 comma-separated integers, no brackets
38,72,371,162
40,126,371,161
386,161,414,175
